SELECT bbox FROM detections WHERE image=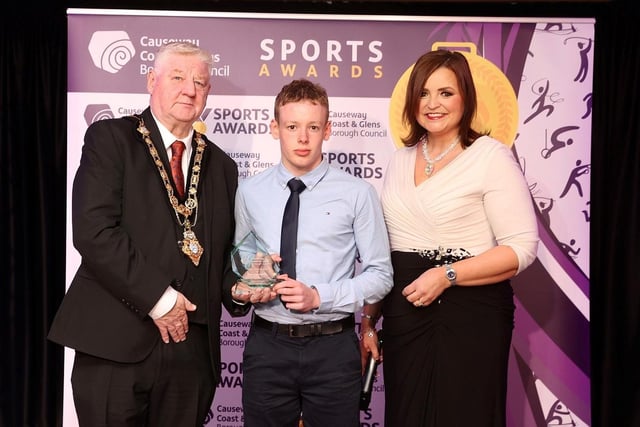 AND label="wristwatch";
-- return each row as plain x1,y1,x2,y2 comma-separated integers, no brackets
445,264,457,287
